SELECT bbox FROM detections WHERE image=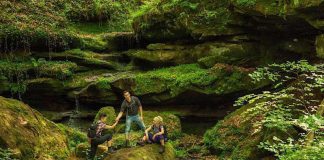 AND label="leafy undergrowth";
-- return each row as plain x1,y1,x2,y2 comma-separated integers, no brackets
204,60,324,159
